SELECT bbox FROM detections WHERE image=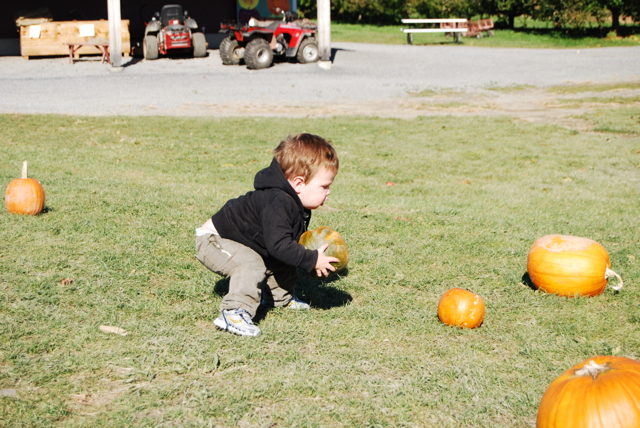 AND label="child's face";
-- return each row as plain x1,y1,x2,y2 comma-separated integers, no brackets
290,167,336,210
